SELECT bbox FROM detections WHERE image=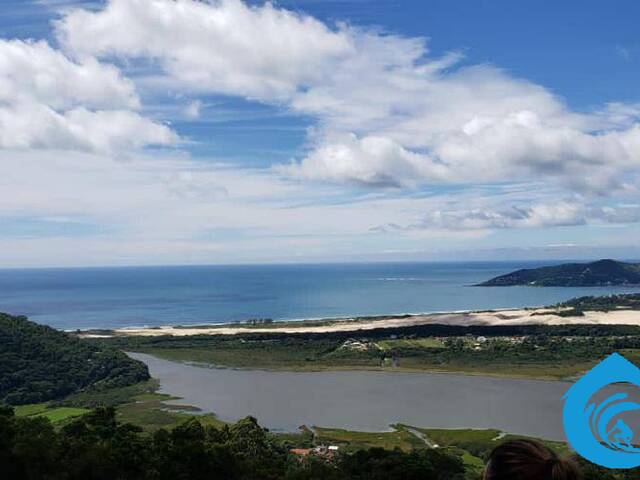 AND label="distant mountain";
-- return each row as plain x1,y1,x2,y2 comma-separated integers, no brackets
0,313,149,405
477,259,640,287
